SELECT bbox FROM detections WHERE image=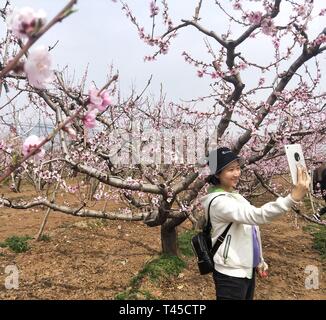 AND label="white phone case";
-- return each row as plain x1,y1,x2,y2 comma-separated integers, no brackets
284,144,307,185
